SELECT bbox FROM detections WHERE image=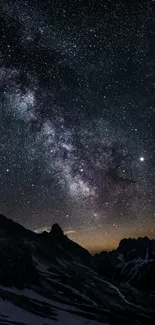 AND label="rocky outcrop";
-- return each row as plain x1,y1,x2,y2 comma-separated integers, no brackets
50,223,64,239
